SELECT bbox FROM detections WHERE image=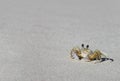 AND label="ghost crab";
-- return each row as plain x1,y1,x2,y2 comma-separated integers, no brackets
70,44,109,63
